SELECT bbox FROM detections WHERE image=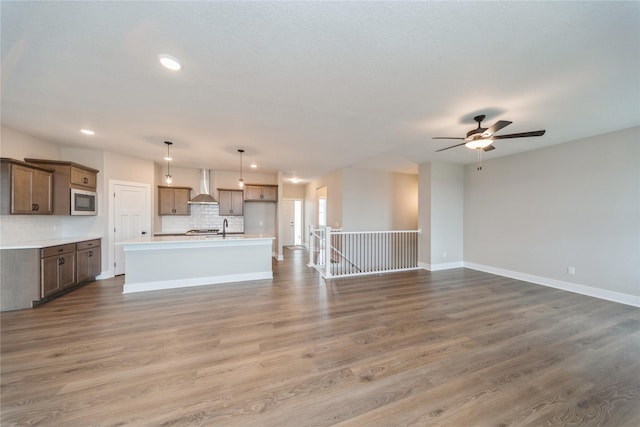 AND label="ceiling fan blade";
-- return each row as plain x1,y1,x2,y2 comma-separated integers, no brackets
482,120,512,137
433,137,465,140
436,142,467,152
492,130,546,139
483,144,496,152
